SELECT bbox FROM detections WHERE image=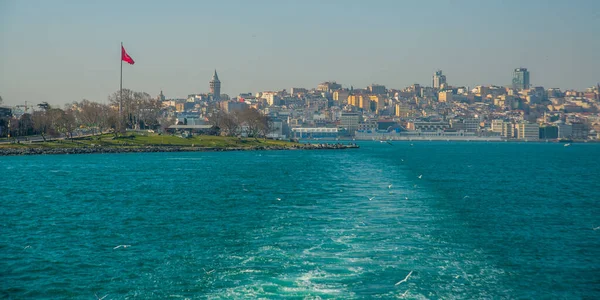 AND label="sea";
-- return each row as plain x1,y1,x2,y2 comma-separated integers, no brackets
1,142,600,299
